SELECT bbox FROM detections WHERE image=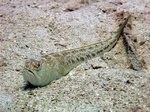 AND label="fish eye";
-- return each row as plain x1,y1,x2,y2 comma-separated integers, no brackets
32,61,41,71
26,59,41,71
25,59,41,71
